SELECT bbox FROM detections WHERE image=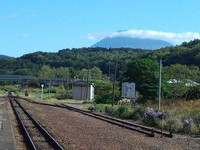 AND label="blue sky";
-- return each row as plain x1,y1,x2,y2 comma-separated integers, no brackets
1,0,200,57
